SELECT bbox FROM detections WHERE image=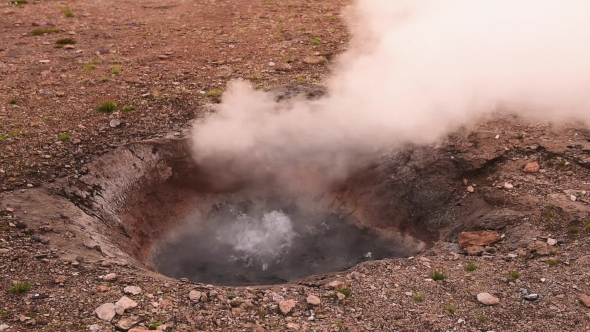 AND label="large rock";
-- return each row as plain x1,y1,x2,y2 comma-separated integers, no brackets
115,296,138,315
95,303,116,321
279,300,296,315
477,293,500,305
458,231,500,248
124,286,142,295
